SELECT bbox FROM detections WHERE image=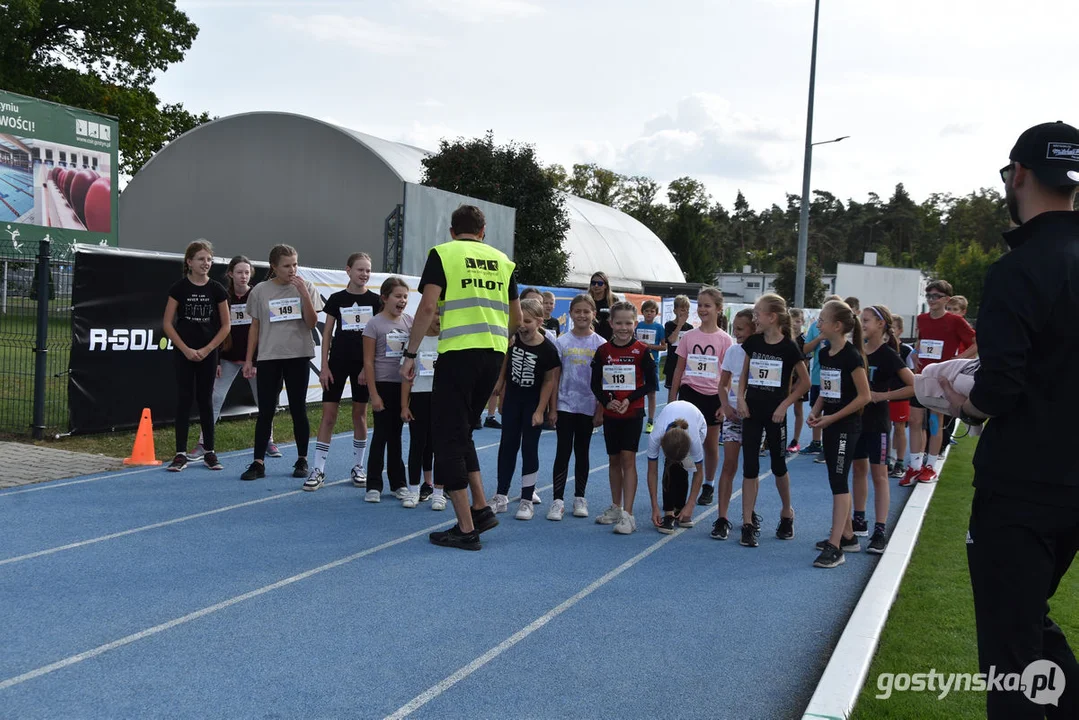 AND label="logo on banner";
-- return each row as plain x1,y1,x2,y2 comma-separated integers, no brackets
88,328,172,351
